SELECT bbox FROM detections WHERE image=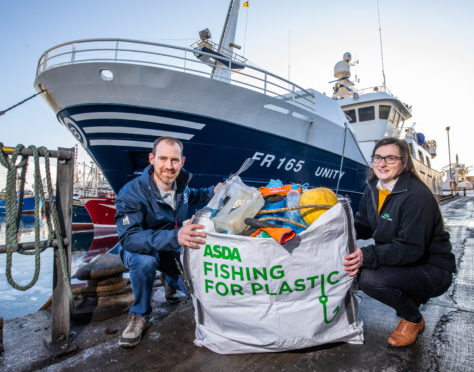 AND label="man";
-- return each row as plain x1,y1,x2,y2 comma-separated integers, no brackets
115,136,222,348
